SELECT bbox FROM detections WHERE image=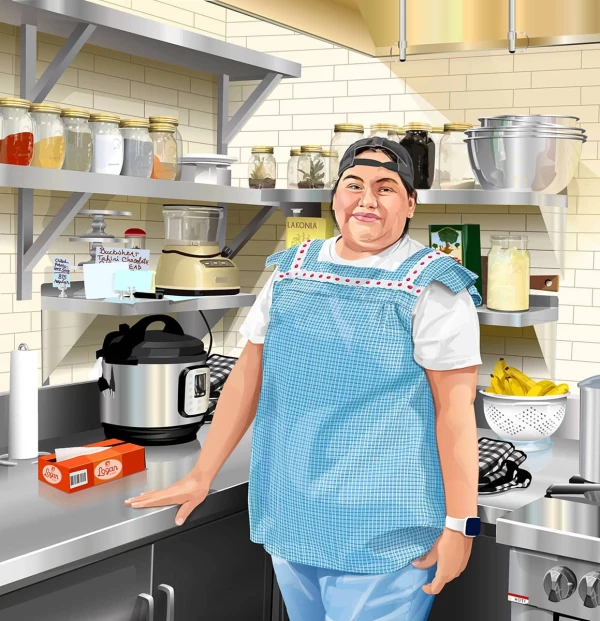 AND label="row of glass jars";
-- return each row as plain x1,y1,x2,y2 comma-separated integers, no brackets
0,98,182,180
